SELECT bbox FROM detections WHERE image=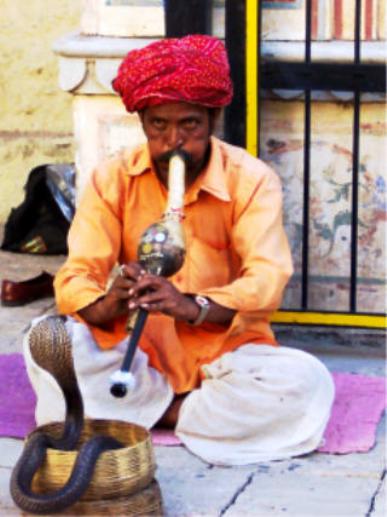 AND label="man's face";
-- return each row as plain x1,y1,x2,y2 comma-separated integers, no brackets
140,102,215,185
